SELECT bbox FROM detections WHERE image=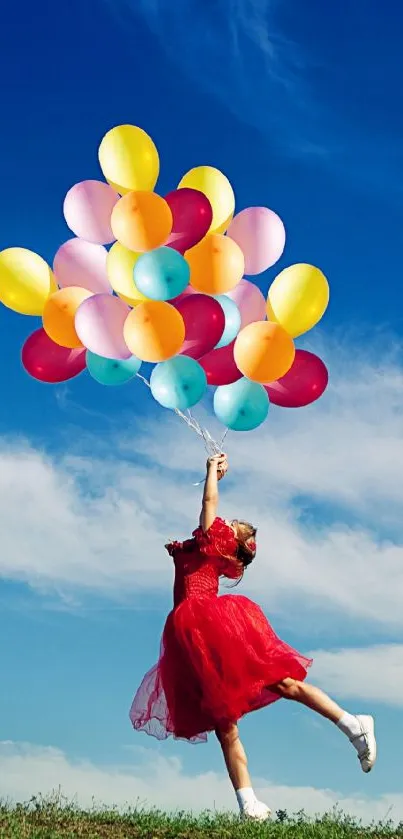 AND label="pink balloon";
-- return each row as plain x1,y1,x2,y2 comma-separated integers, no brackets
53,239,111,294
63,180,119,245
199,340,242,386
21,328,86,383
264,349,328,408
226,278,266,327
75,294,131,360
165,188,213,253
172,294,225,359
227,207,285,274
